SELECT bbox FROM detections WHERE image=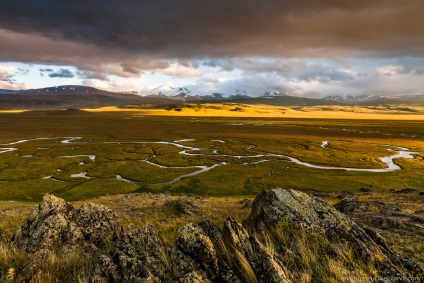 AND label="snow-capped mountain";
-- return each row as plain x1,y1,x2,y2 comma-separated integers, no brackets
324,94,375,103
146,85,230,101
148,85,191,99
263,90,287,97
227,89,251,99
